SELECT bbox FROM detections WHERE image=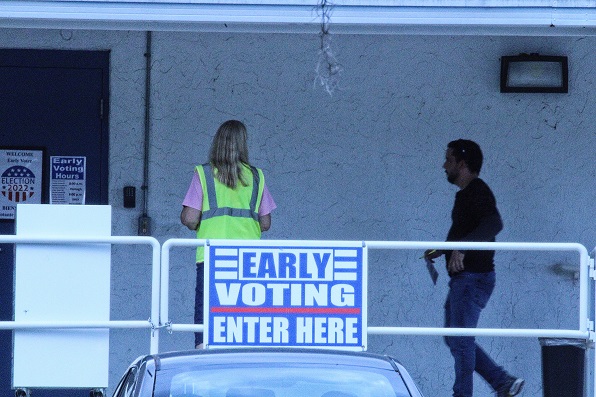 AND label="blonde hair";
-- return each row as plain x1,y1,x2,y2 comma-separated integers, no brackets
209,120,250,188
